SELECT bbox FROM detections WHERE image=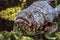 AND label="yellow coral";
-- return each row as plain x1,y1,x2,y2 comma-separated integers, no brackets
0,6,21,20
